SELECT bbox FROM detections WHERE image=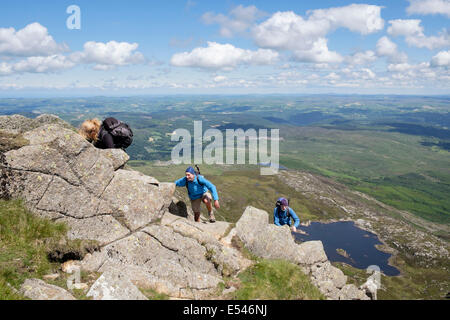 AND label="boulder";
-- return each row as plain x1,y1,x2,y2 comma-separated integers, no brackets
20,279,76,300
94,227,223,299
0,114,72,135
339,284,370,300
235,205,369,300
235,206,327,265
311,261,347,289
87,267,148,300
3,122,175,245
